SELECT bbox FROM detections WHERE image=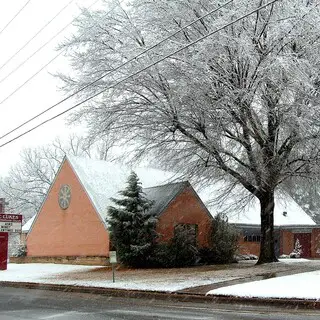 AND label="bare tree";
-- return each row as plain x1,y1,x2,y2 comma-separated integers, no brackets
57,0,320,263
